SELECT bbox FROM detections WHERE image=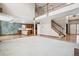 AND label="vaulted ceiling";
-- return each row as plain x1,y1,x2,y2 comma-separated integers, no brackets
0,3,35,23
